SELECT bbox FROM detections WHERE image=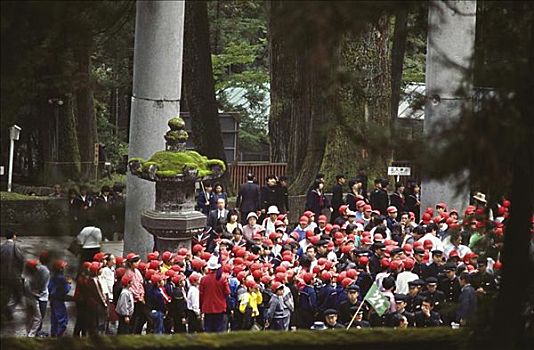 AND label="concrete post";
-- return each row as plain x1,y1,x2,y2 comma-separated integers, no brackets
421,1,476,216
124,1,185,258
